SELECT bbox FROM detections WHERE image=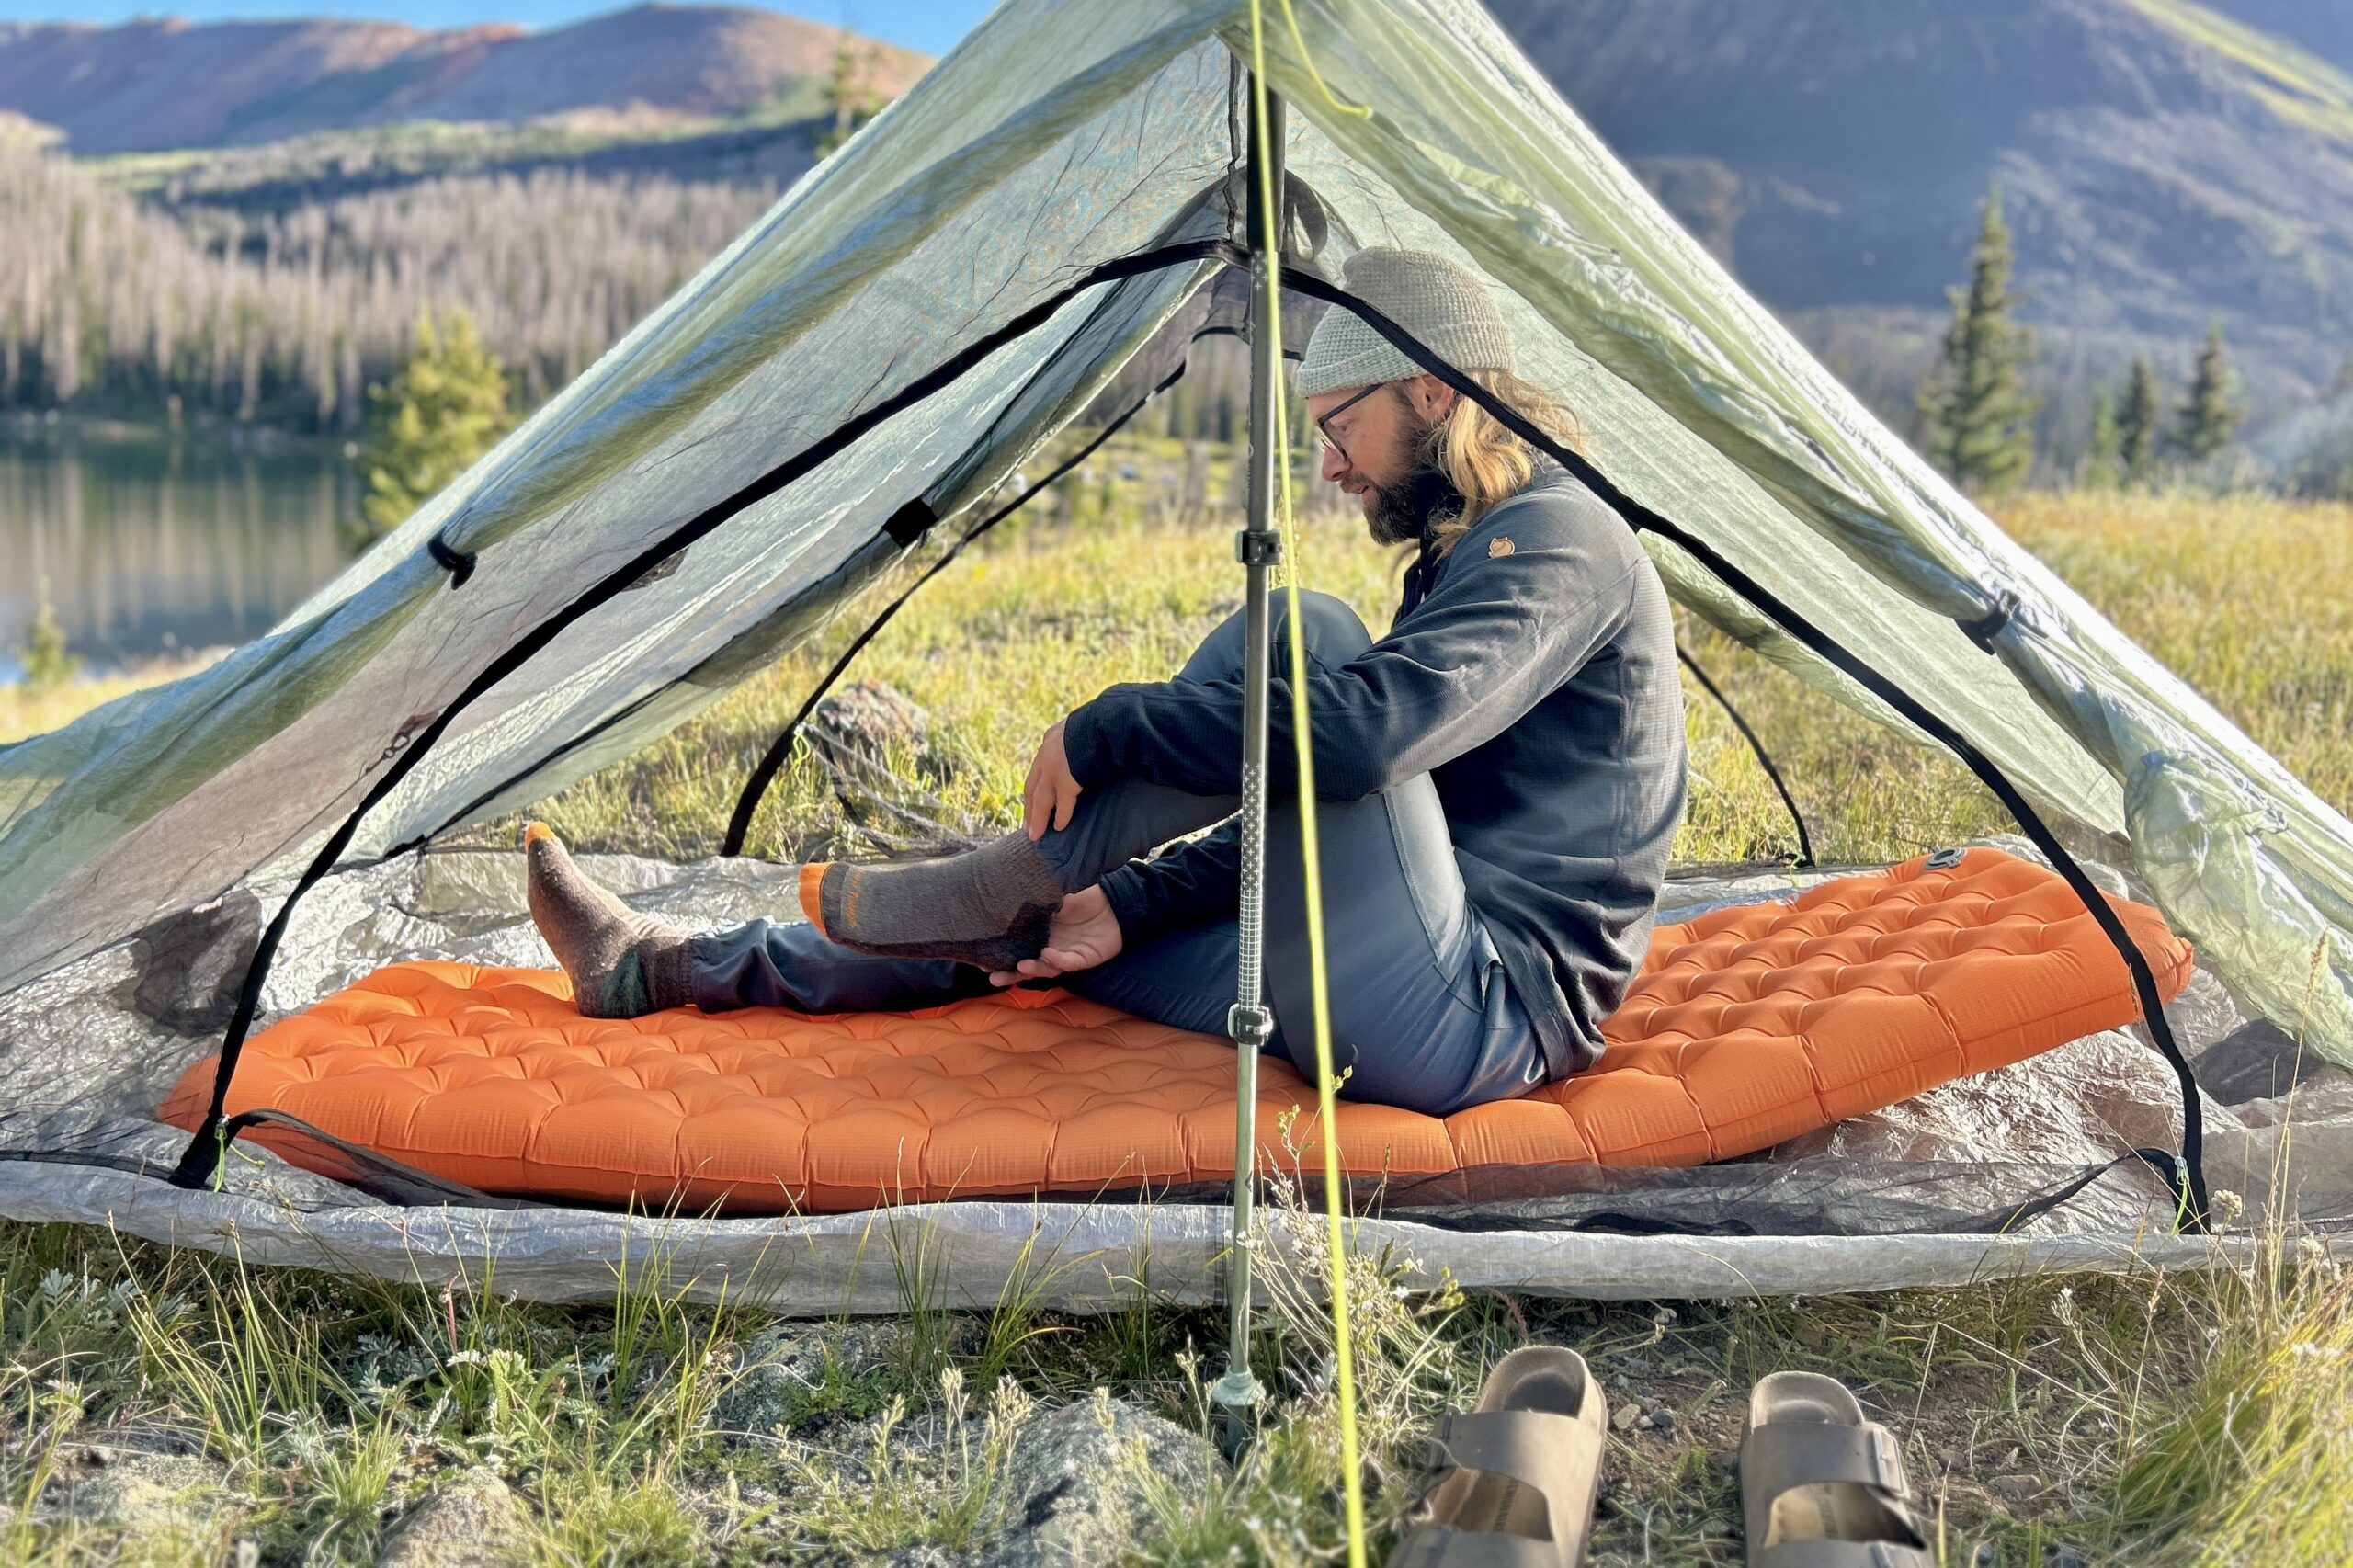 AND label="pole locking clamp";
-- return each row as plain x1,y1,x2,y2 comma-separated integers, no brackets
1228,1001,1275,1049
1234,528,1283,566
